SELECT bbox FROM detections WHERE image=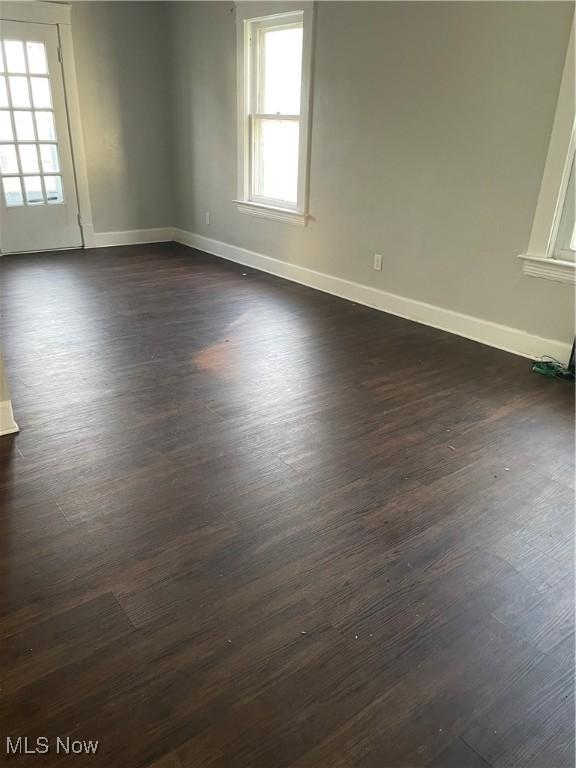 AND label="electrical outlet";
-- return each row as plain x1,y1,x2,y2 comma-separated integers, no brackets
205,211,211,225
373,253,383,271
